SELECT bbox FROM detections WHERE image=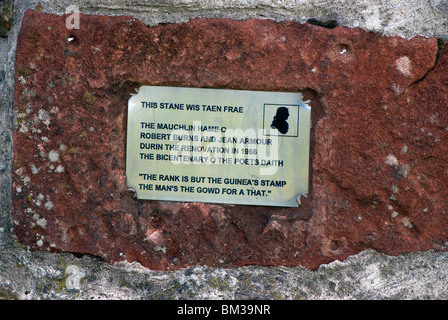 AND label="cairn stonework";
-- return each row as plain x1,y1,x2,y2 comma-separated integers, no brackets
12,10,448,270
